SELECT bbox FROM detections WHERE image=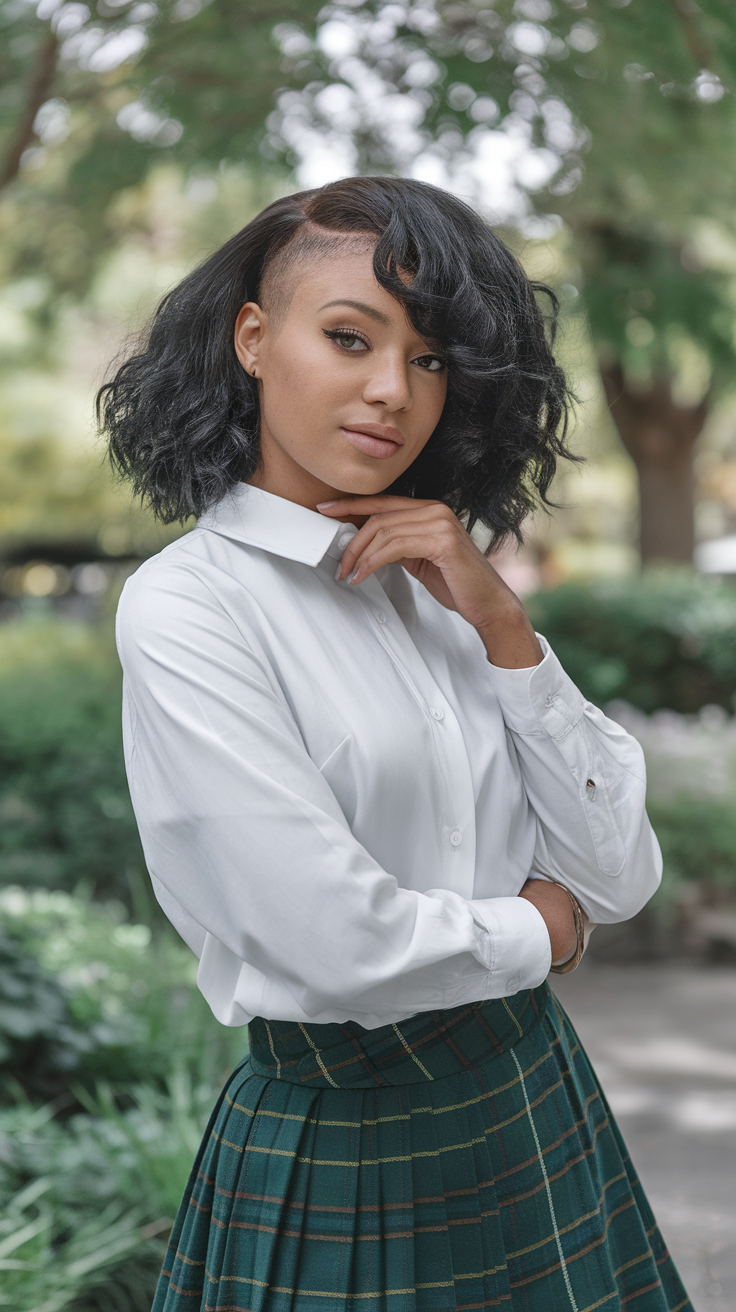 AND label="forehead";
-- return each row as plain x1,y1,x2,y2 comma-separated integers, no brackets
283,247,414,328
